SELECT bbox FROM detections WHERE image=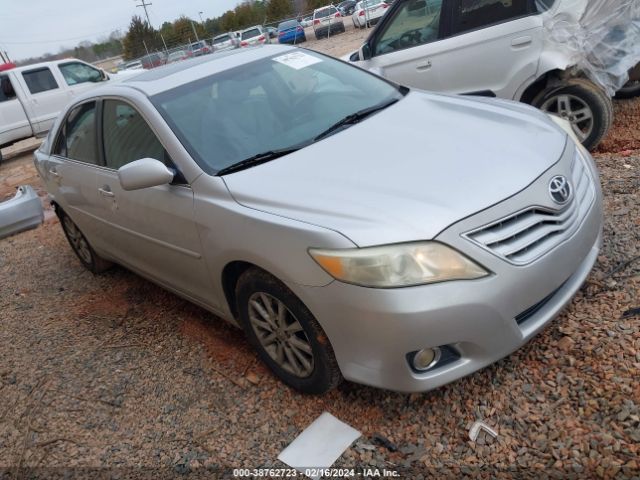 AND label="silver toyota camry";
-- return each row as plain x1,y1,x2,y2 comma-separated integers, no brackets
34,45,603,394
